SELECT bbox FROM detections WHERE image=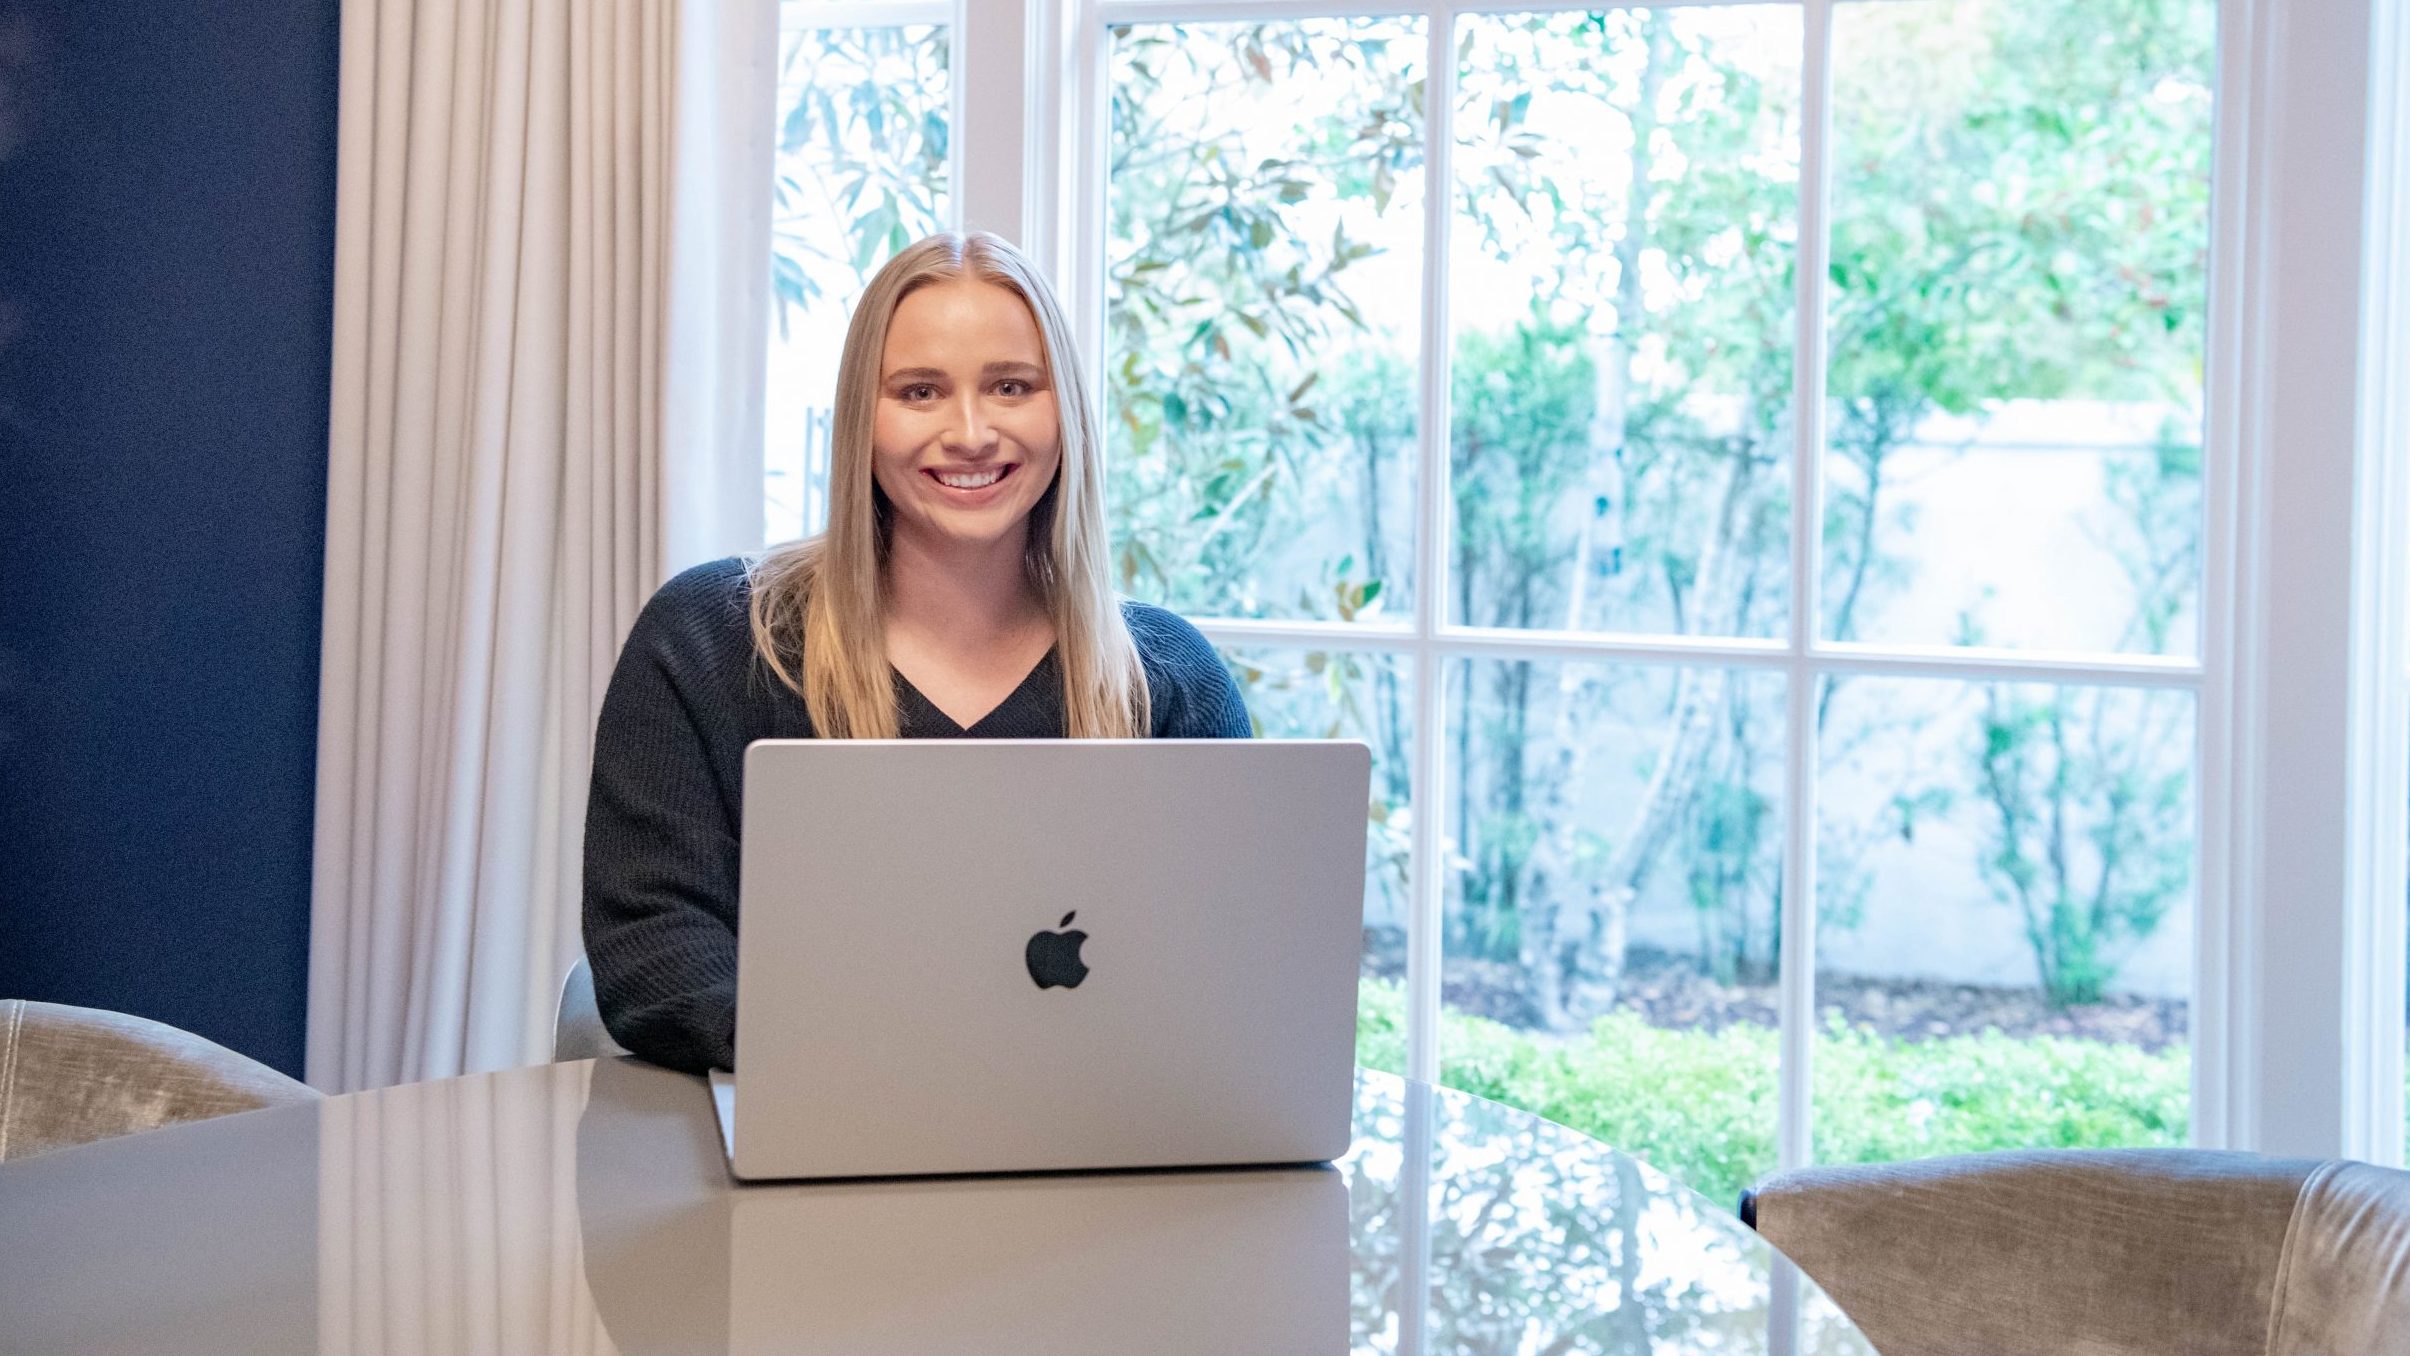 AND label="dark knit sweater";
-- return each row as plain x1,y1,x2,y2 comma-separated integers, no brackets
581,556,1252,1074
